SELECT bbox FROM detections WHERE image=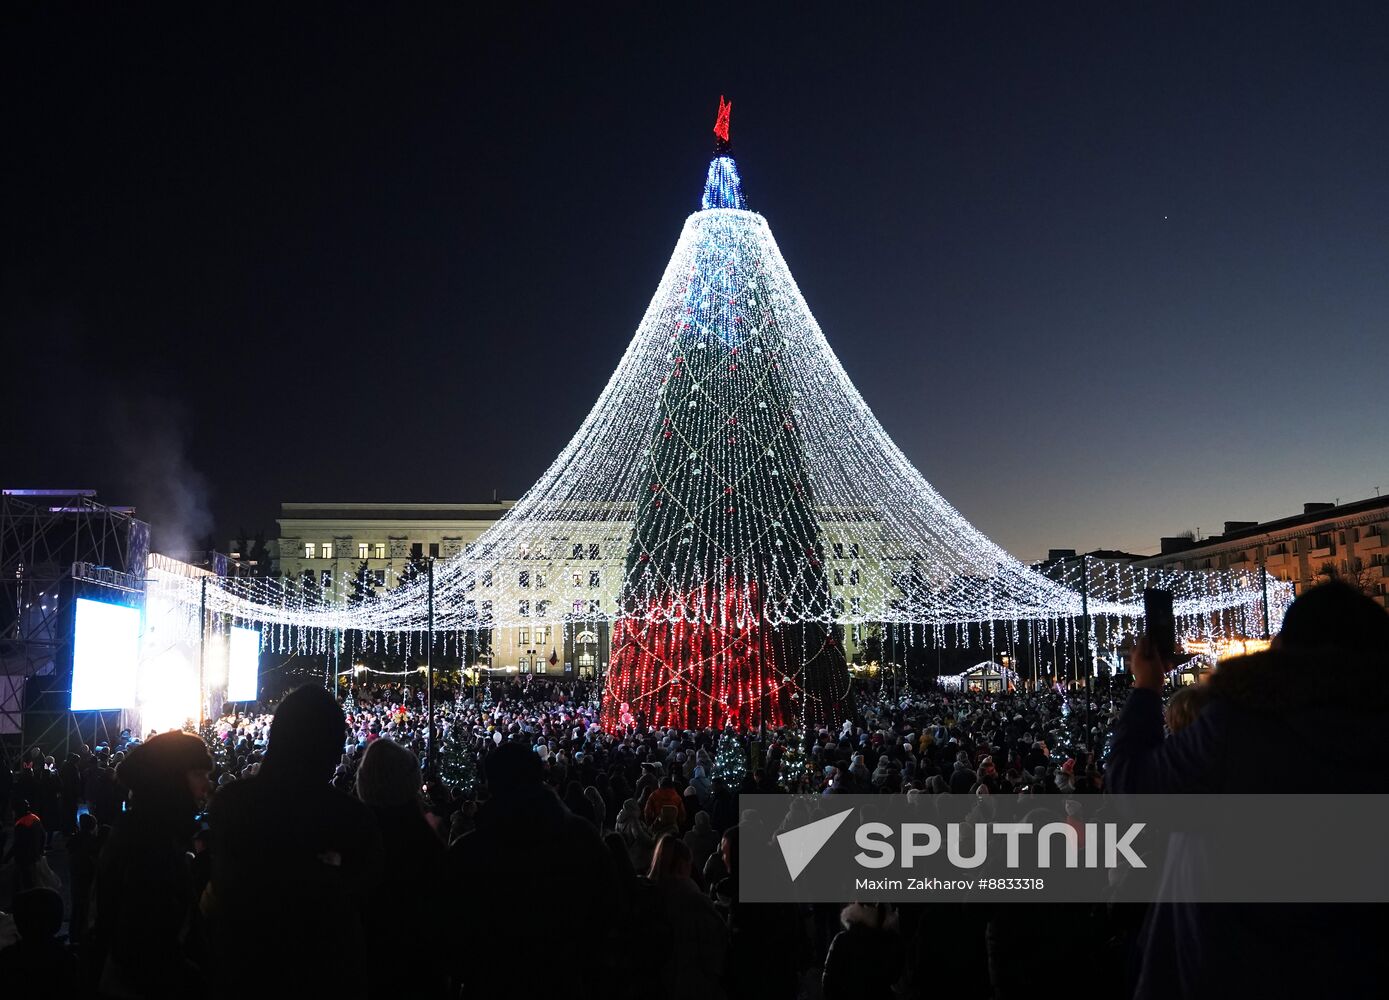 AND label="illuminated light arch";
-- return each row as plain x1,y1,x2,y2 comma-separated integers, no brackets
150,102,1293,726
